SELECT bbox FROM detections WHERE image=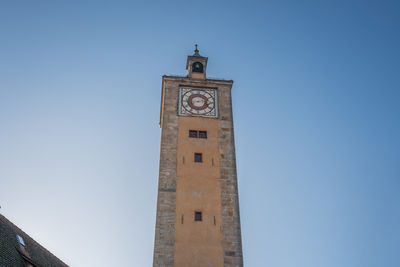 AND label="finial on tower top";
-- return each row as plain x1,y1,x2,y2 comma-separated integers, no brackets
193,44,201,56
